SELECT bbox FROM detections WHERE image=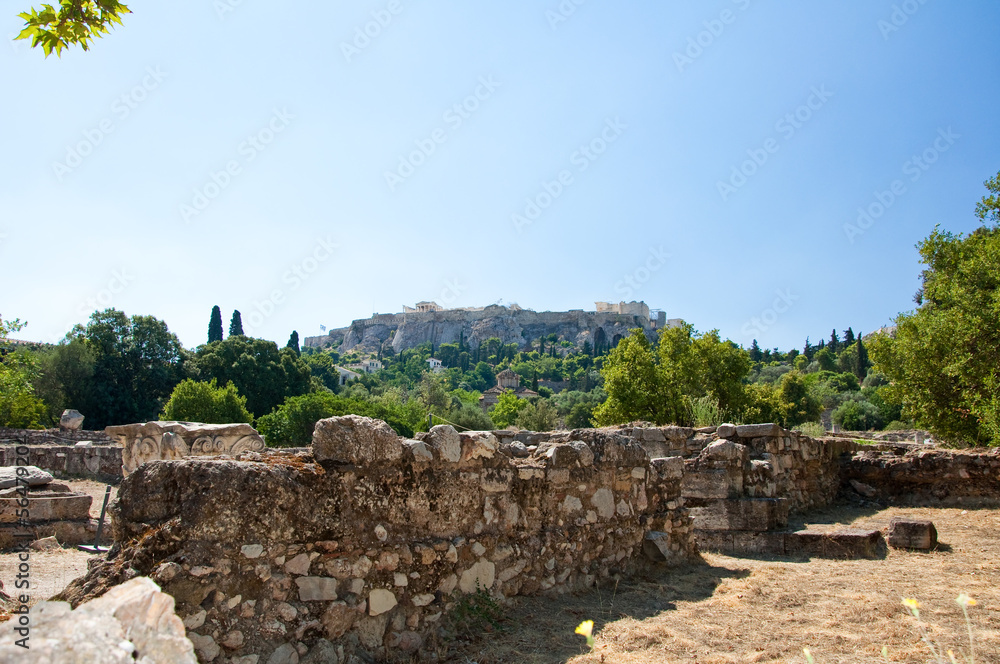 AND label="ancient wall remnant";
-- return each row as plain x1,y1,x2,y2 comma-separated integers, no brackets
60,417,695,663
0,466,98,547
105,421,265,476
842,445,1000,505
